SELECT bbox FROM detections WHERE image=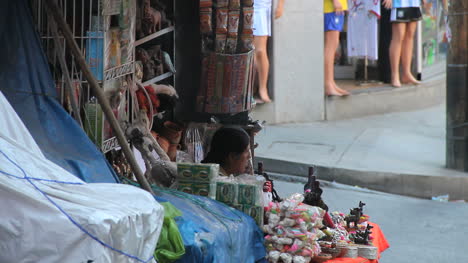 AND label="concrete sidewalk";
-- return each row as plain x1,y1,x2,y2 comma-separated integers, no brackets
253,103,468,200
